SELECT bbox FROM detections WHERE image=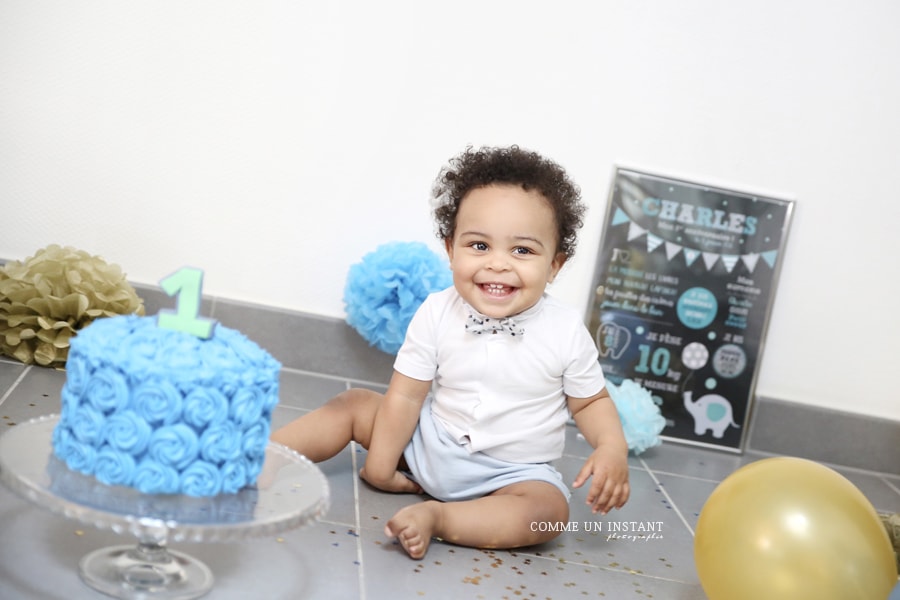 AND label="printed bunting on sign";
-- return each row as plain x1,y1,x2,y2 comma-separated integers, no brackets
587,168,794,452
611,205,783,274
